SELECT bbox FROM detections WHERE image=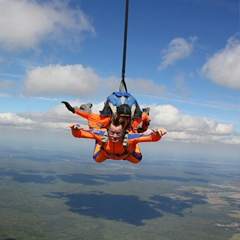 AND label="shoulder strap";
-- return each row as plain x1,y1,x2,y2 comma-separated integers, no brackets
101,131,109,147
122,131,128,148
